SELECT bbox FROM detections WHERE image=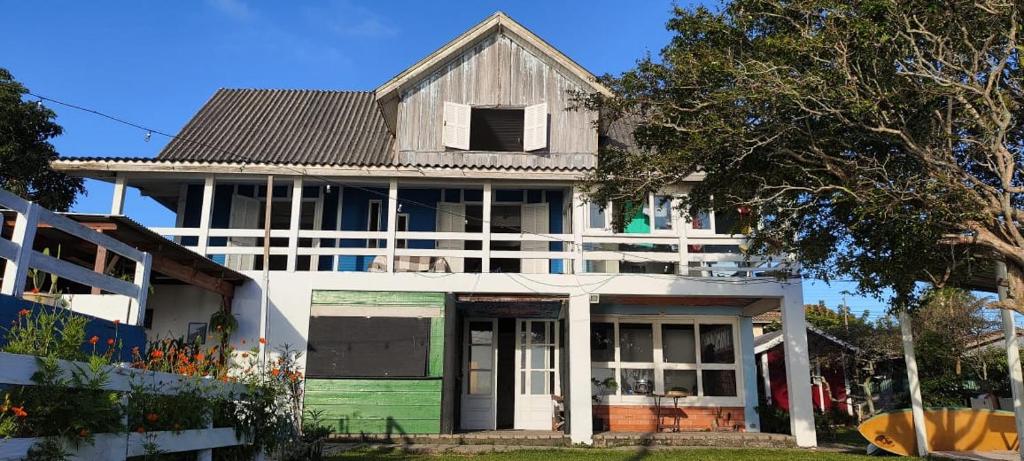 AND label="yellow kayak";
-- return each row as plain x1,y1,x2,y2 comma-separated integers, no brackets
858,407,1019,456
